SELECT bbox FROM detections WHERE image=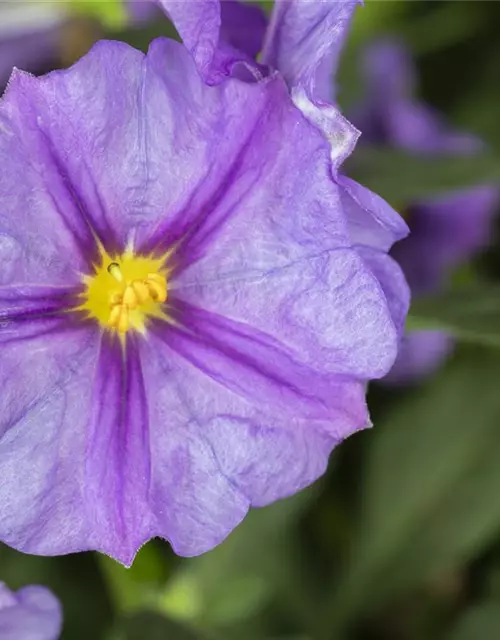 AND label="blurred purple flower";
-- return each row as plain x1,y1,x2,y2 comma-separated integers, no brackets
0,582,62,640
0,14,408,563
0,3,65,87
352,40,499,383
